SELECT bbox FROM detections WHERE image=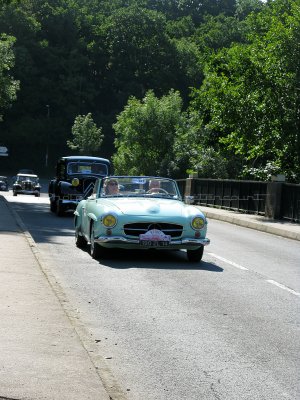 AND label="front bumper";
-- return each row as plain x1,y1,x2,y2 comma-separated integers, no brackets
50,194,83,208
61,199,81,207
15,189,40,194
94,236,210,249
